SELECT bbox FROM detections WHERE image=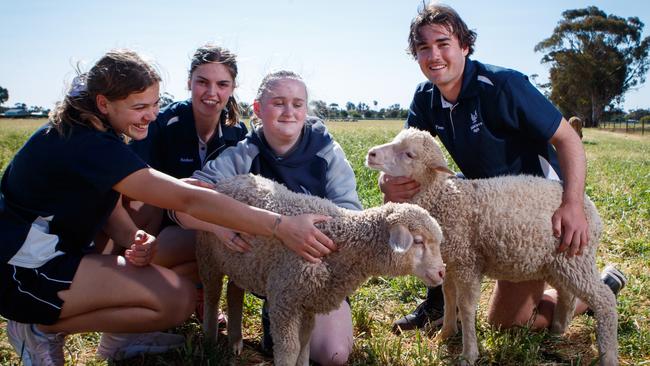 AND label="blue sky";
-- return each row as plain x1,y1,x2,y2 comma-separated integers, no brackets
1,0,649,112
